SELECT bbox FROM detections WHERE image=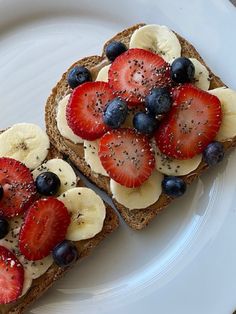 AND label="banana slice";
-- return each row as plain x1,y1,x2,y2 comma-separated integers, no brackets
32,158,77,194
155,145,202,176
209,87,236,141
84,140,108,176
129,24,181,62
58,187,106,241
110,170,163,210
0,123,50,170
57,95,83,144
95,64,111,82
21,268,33,297
189,58,210,91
